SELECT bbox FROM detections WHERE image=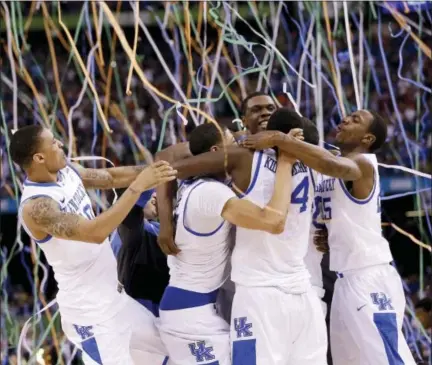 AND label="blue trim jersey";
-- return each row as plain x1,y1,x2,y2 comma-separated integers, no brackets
169,178,236,293
314,154,393,272
232,149,313,294
18,165,129,325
